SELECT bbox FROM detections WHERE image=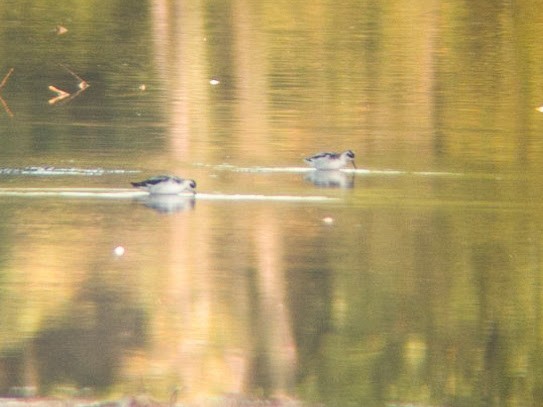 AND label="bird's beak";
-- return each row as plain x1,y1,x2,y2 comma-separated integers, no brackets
352,161,357,169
